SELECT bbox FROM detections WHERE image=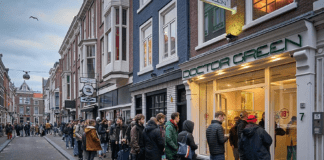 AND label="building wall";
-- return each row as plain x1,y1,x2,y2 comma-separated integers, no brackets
132,0,190,84
189,0,317,58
